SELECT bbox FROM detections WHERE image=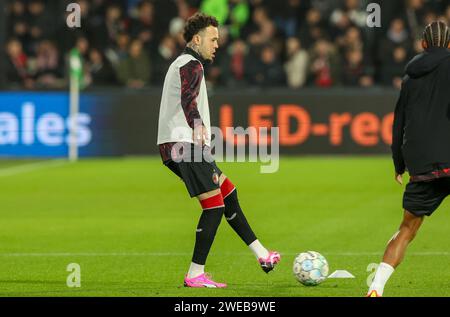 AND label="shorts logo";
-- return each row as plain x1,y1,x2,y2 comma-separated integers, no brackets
212,172,219,185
